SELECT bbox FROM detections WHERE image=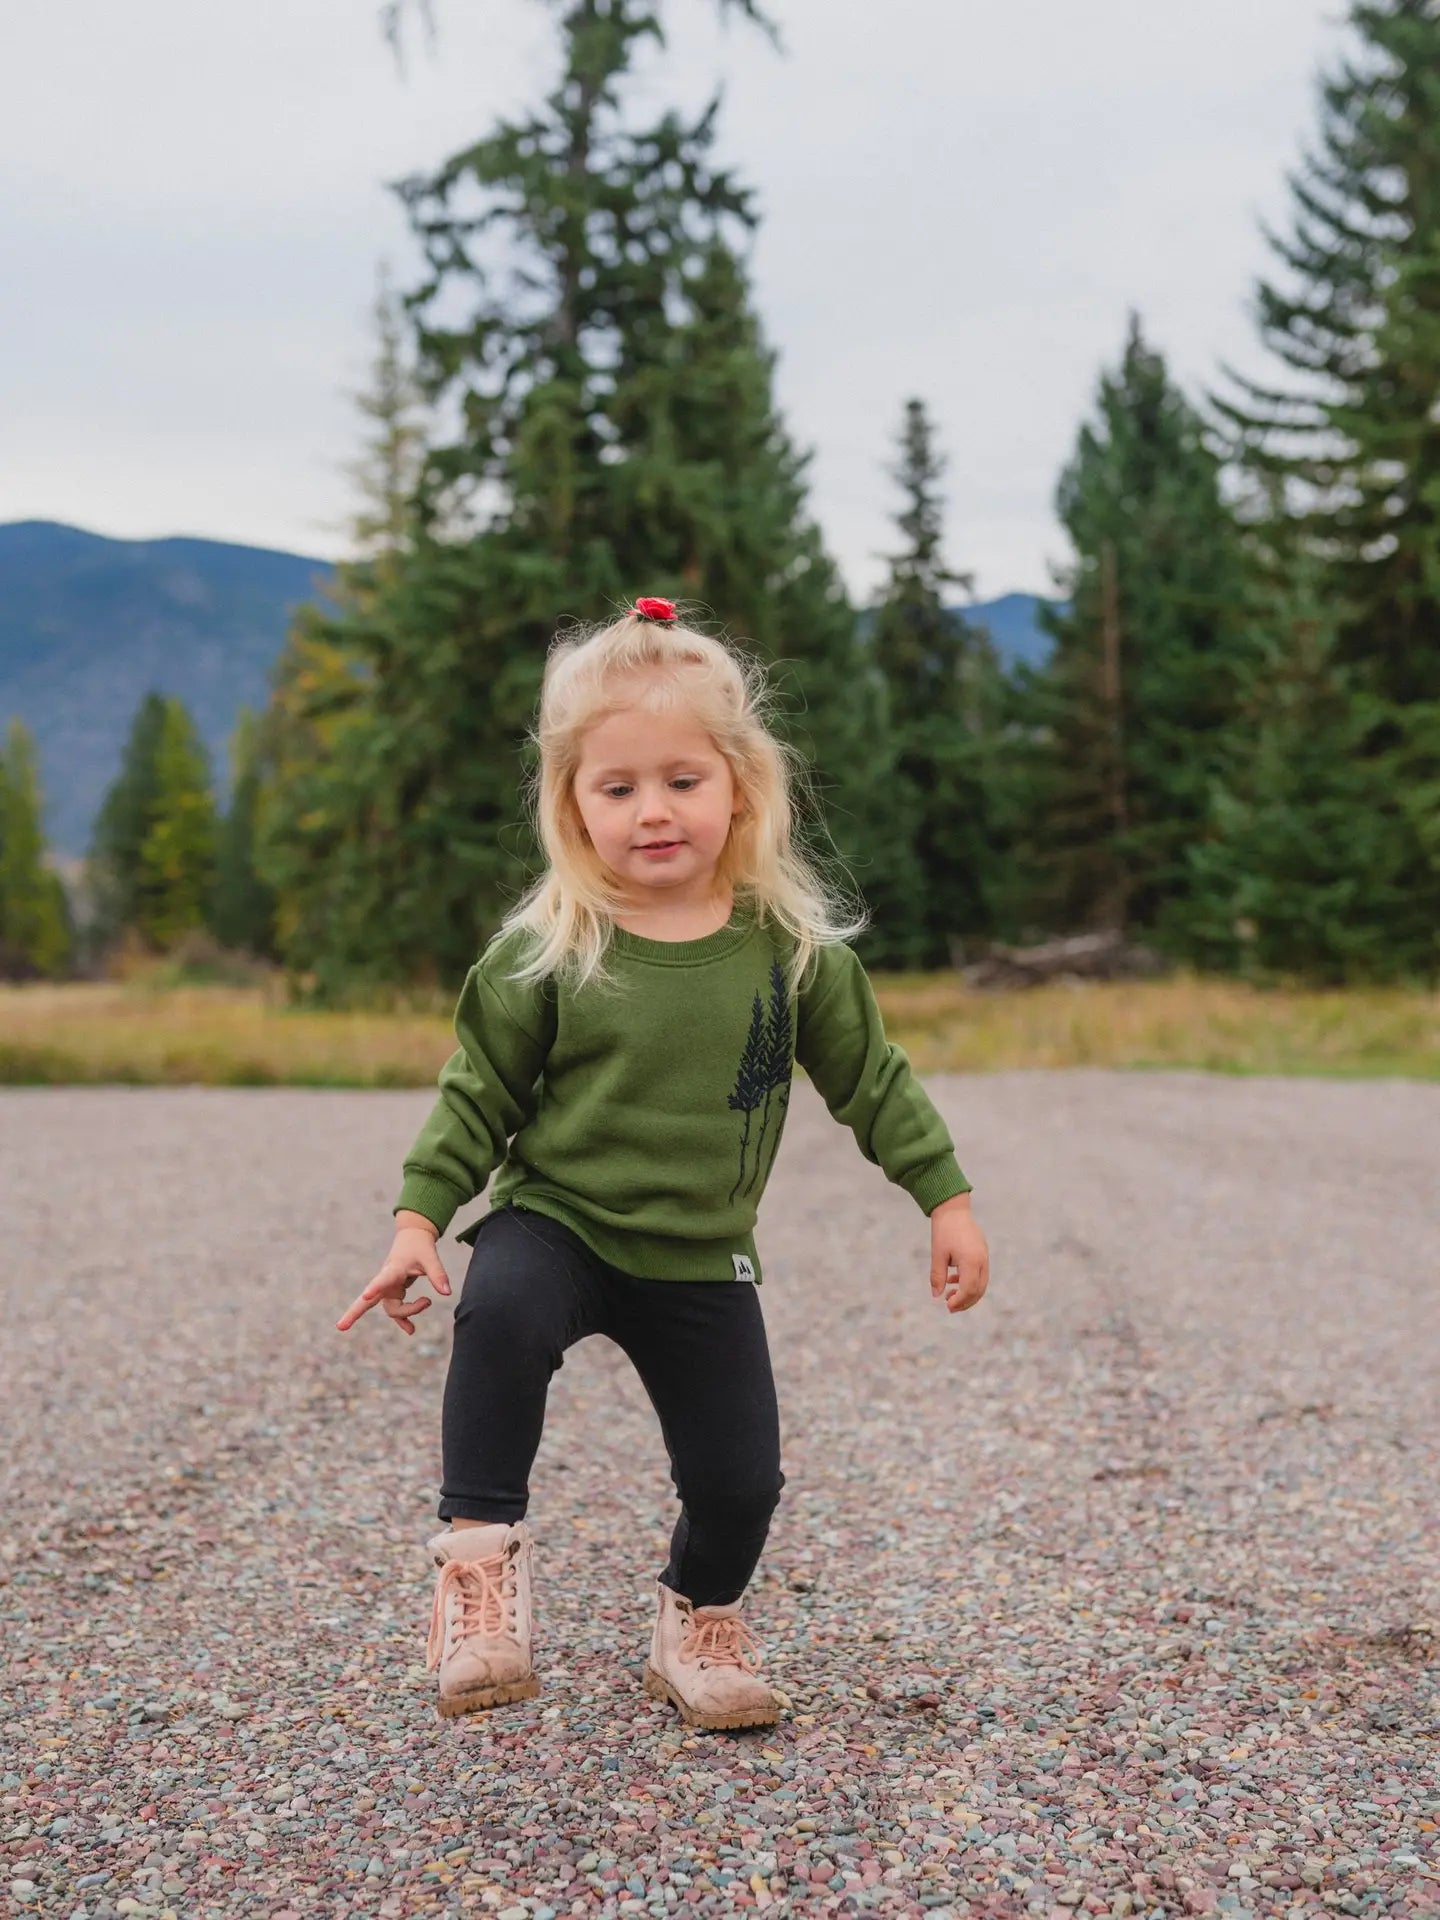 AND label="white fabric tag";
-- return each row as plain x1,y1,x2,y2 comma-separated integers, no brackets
731,1253,756,1282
